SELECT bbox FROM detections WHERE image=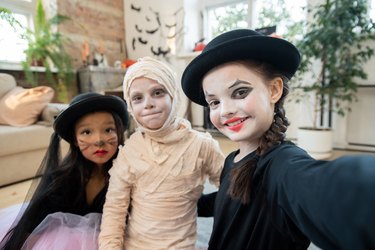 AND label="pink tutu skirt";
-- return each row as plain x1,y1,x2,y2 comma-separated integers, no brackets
0,203,24,241
22,212,101,250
